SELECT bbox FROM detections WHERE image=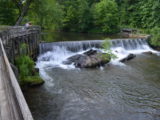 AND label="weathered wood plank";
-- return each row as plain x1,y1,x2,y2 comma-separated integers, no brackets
0,26,41,120
0,26,40,63
0,38,34,120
